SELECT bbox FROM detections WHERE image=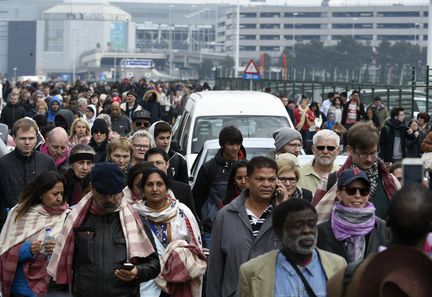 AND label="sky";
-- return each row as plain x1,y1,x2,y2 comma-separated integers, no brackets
113,0,429,5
